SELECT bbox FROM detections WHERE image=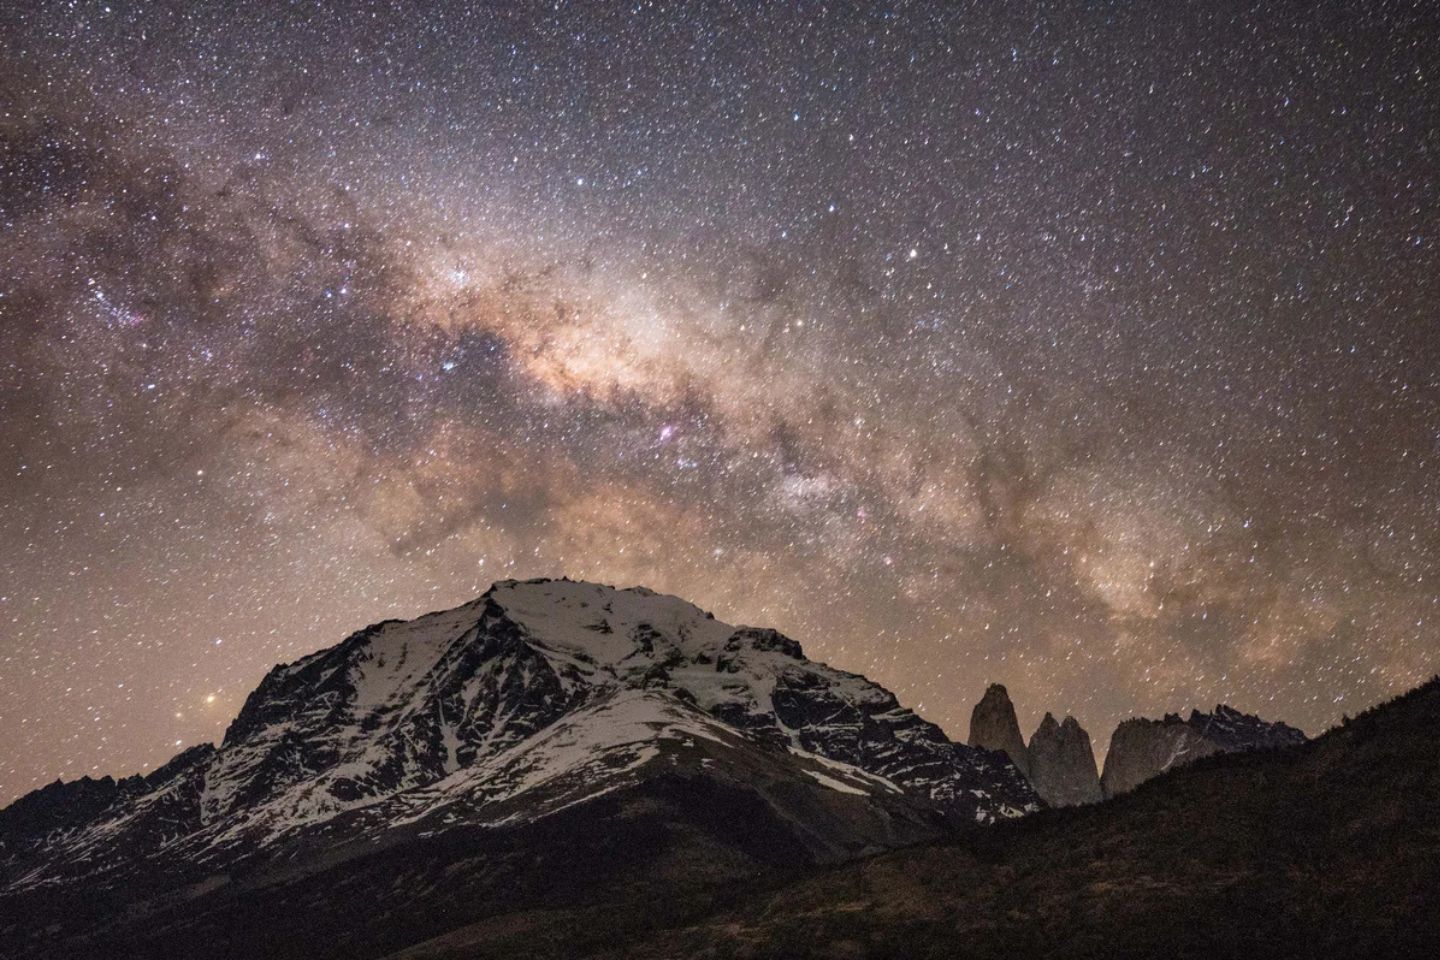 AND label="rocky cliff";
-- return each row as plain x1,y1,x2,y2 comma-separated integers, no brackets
967,683,1032,779
1028,713,1103,806
1101,705,1306,797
